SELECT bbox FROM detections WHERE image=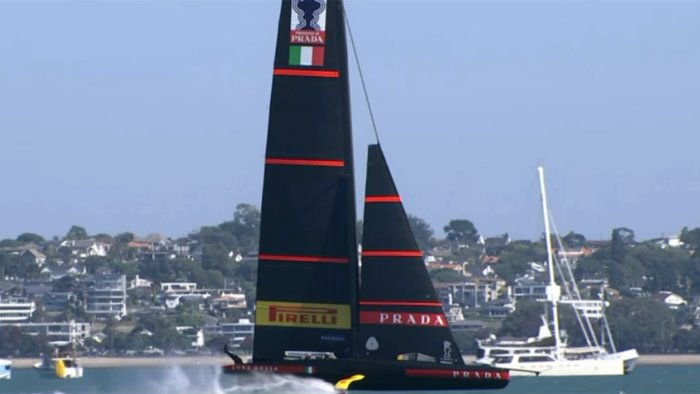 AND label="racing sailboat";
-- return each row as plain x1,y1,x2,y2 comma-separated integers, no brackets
223,0,508,390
